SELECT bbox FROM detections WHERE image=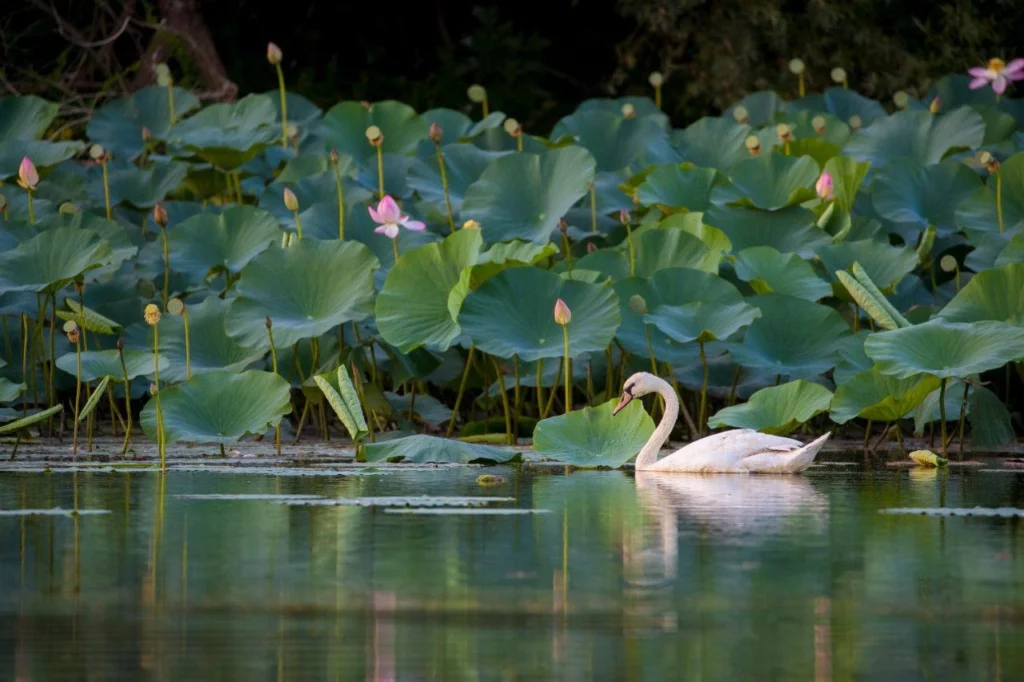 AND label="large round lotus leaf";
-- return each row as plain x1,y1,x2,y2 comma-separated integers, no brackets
864,319,1024,379
724,91,784,127
673,117,753,171
871,159,981,237
643,270,760,343
533,398,655,468
575,227,717,280
705,205,830,257
845,107,985,169
829,368,940,424
140,370,291,445
170,95,279,169
87,86,201,159
317,100,423,160
56,349,168,383
0,95,59,140
421,109,505,142
376,229,484,353
954,151,1024,236
226,239,379,348
937,263,1024,326
167,205,281,283
124,296,267,383
732,246,832,301
550,110,671,172
708,380,833,436
634,164,725,212
100,162,189,209
713,152,819,211
0,226,113,294
0,140,85,179
408,144,511,215
461,146,596,243
817,239,918,292
726,293,849,379
995,235,1024,267
460,267,619,361
361,434,514,464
